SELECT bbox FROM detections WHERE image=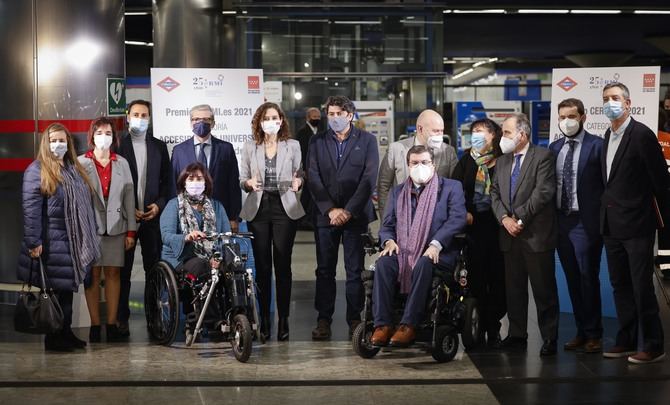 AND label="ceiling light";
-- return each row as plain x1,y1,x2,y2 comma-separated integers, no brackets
570,9,622,14
221,11,236,15
333,20,382,25
517,9,569,14
634,10,670,14
304,62,310,68
453,9,506,14
294,92,303,101
443,10,452,14
124,11,149,16
453,68,474,80
125,40,153,47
